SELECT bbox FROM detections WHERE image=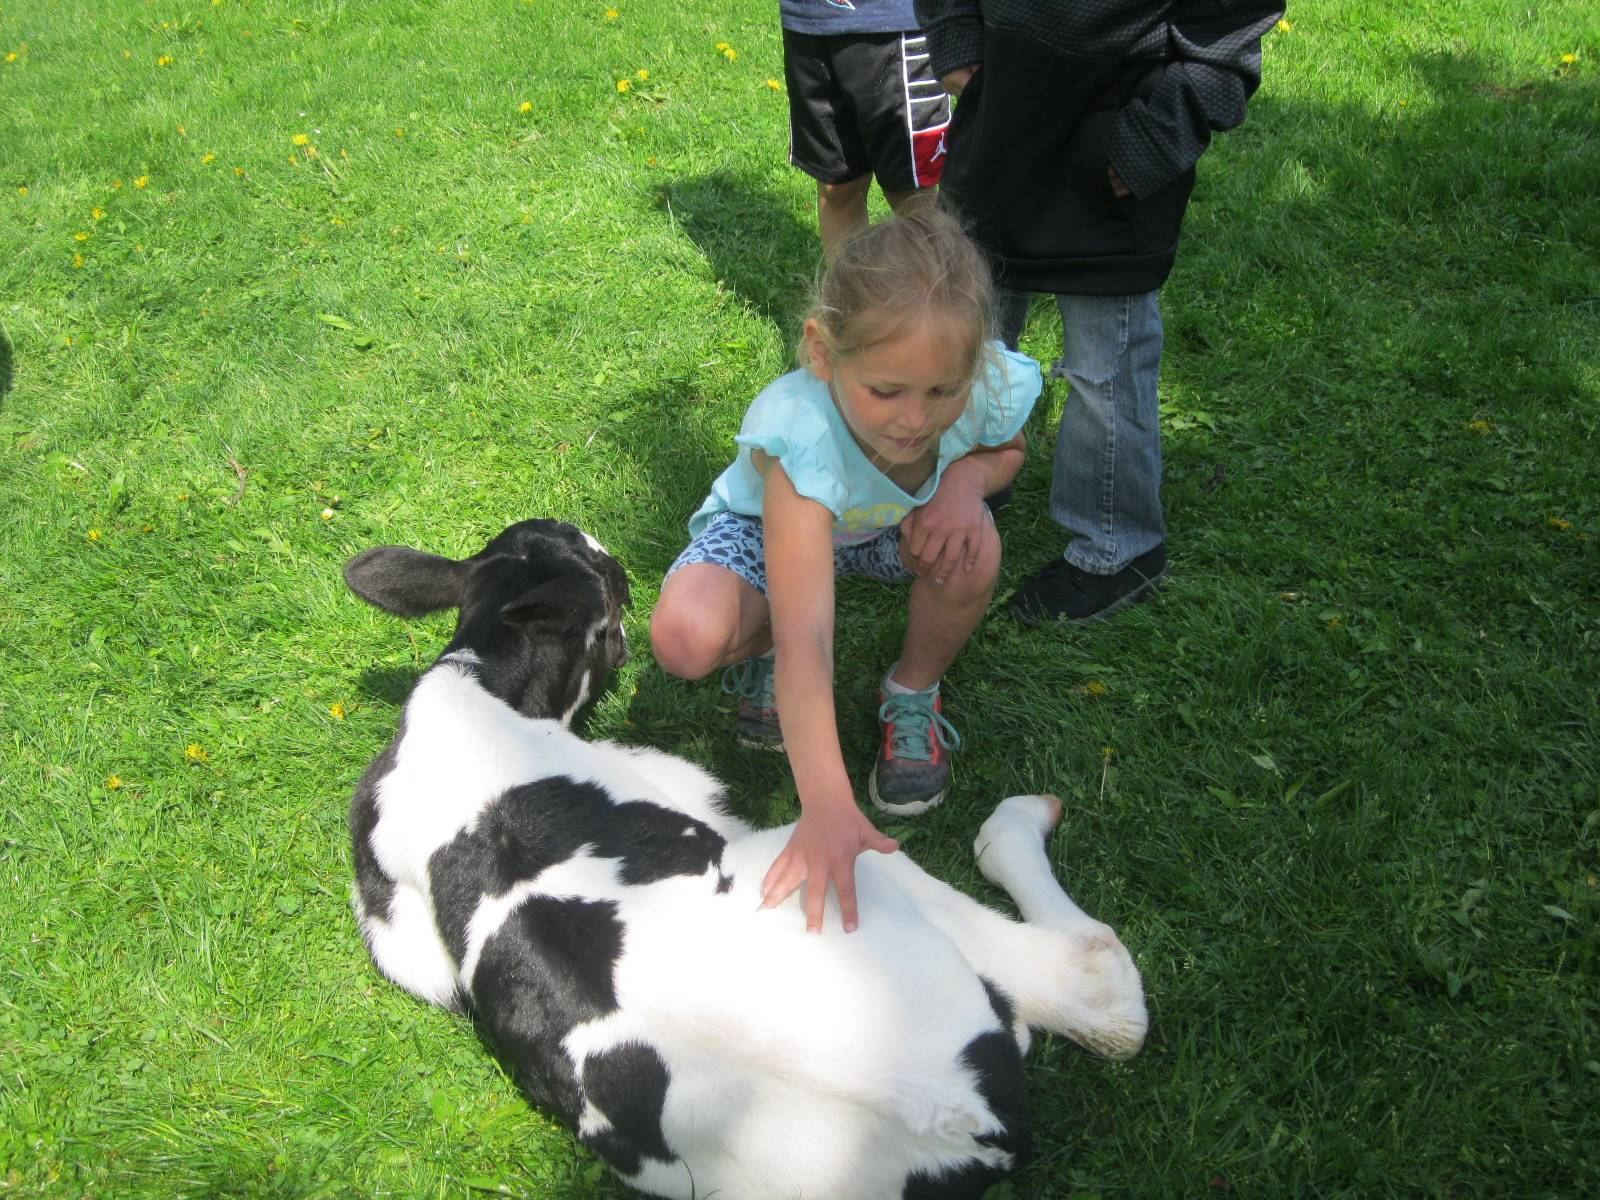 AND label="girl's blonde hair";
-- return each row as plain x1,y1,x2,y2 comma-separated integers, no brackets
800,206,998,397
